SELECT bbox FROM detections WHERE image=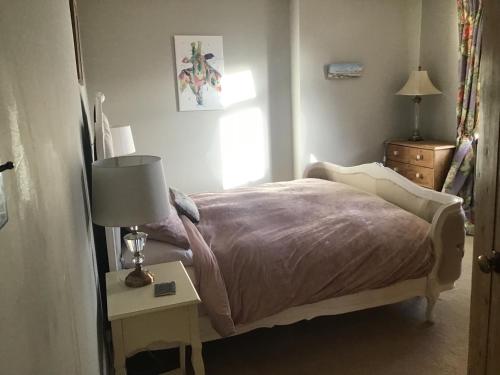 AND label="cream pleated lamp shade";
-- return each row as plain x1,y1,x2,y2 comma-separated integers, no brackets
92,155,170,227
396,70,441,96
